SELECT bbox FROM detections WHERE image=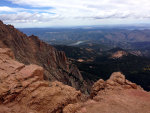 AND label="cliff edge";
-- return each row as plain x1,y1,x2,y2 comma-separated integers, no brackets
0,20,90,93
